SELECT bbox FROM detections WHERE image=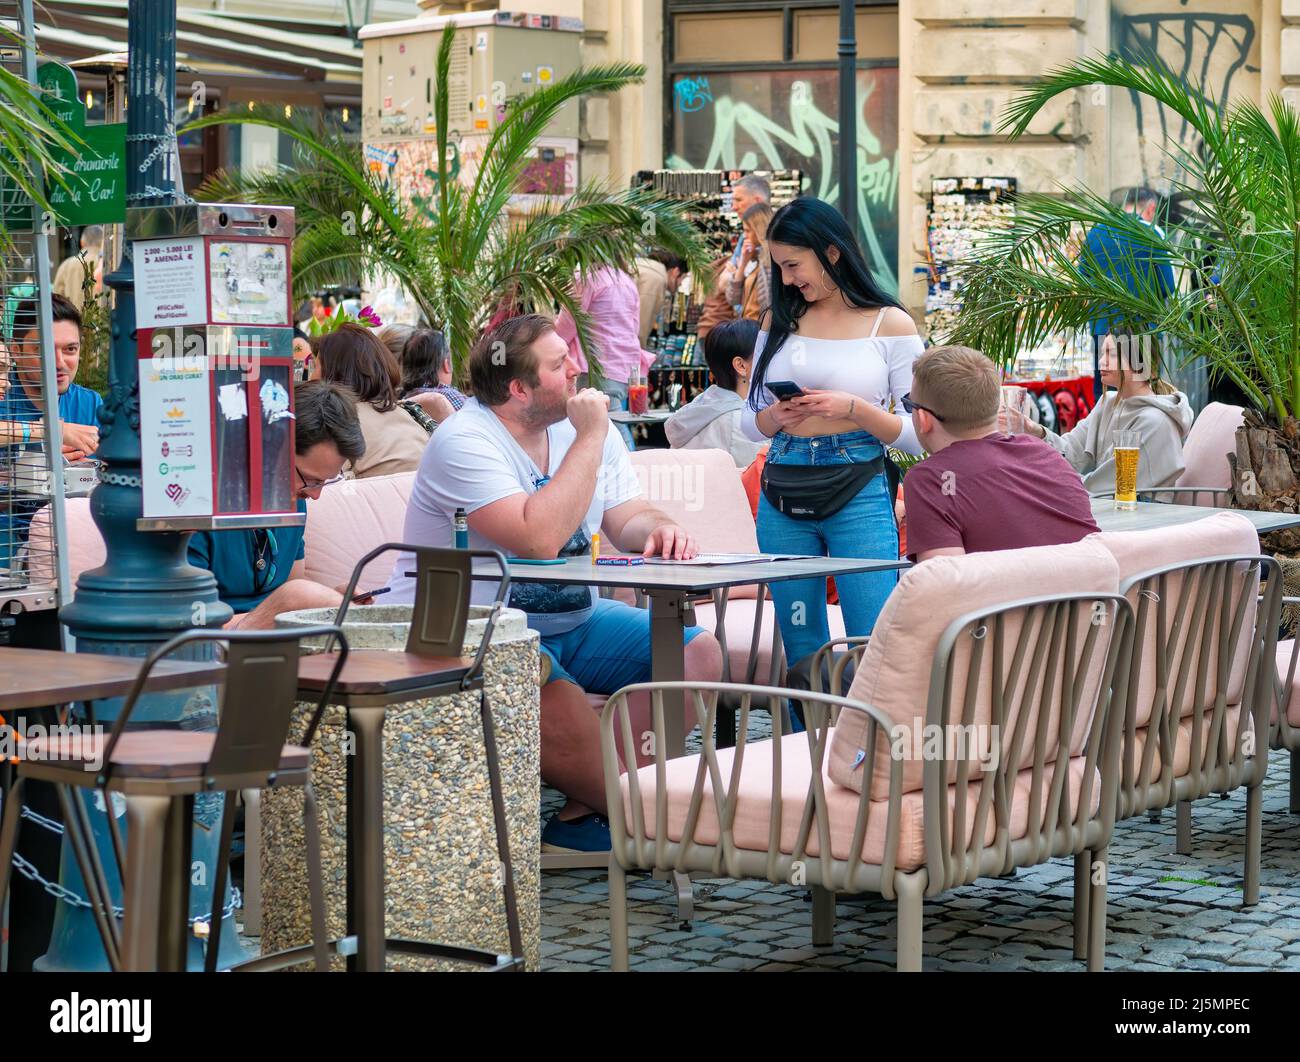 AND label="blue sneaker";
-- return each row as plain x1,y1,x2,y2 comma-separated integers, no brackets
541,812,611,853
